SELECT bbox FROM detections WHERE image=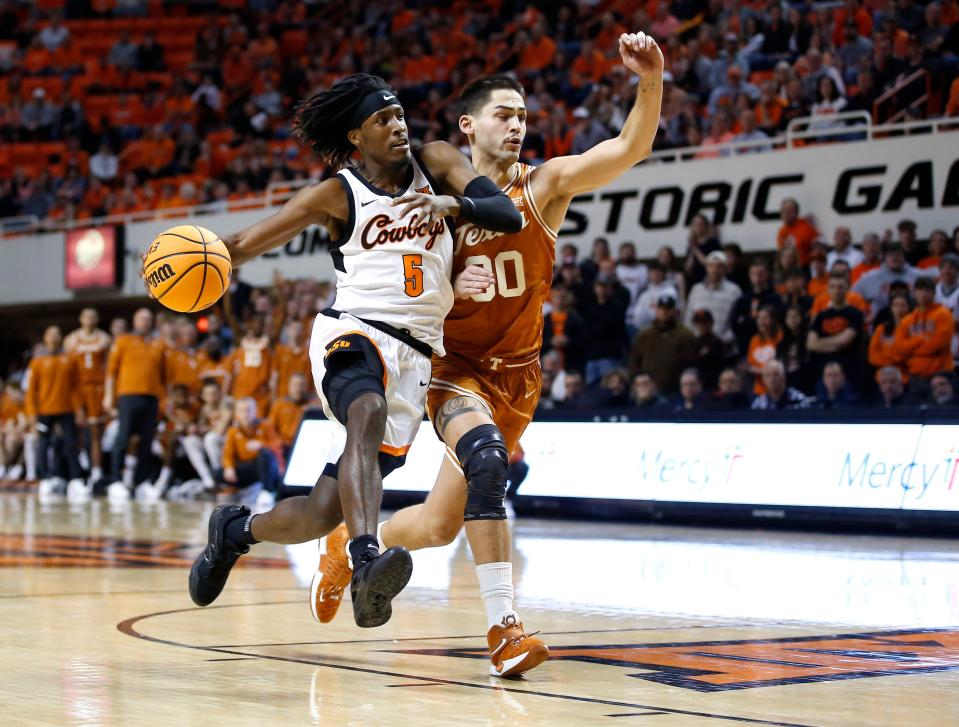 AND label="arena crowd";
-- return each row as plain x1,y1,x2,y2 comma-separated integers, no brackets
1,0,958,226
